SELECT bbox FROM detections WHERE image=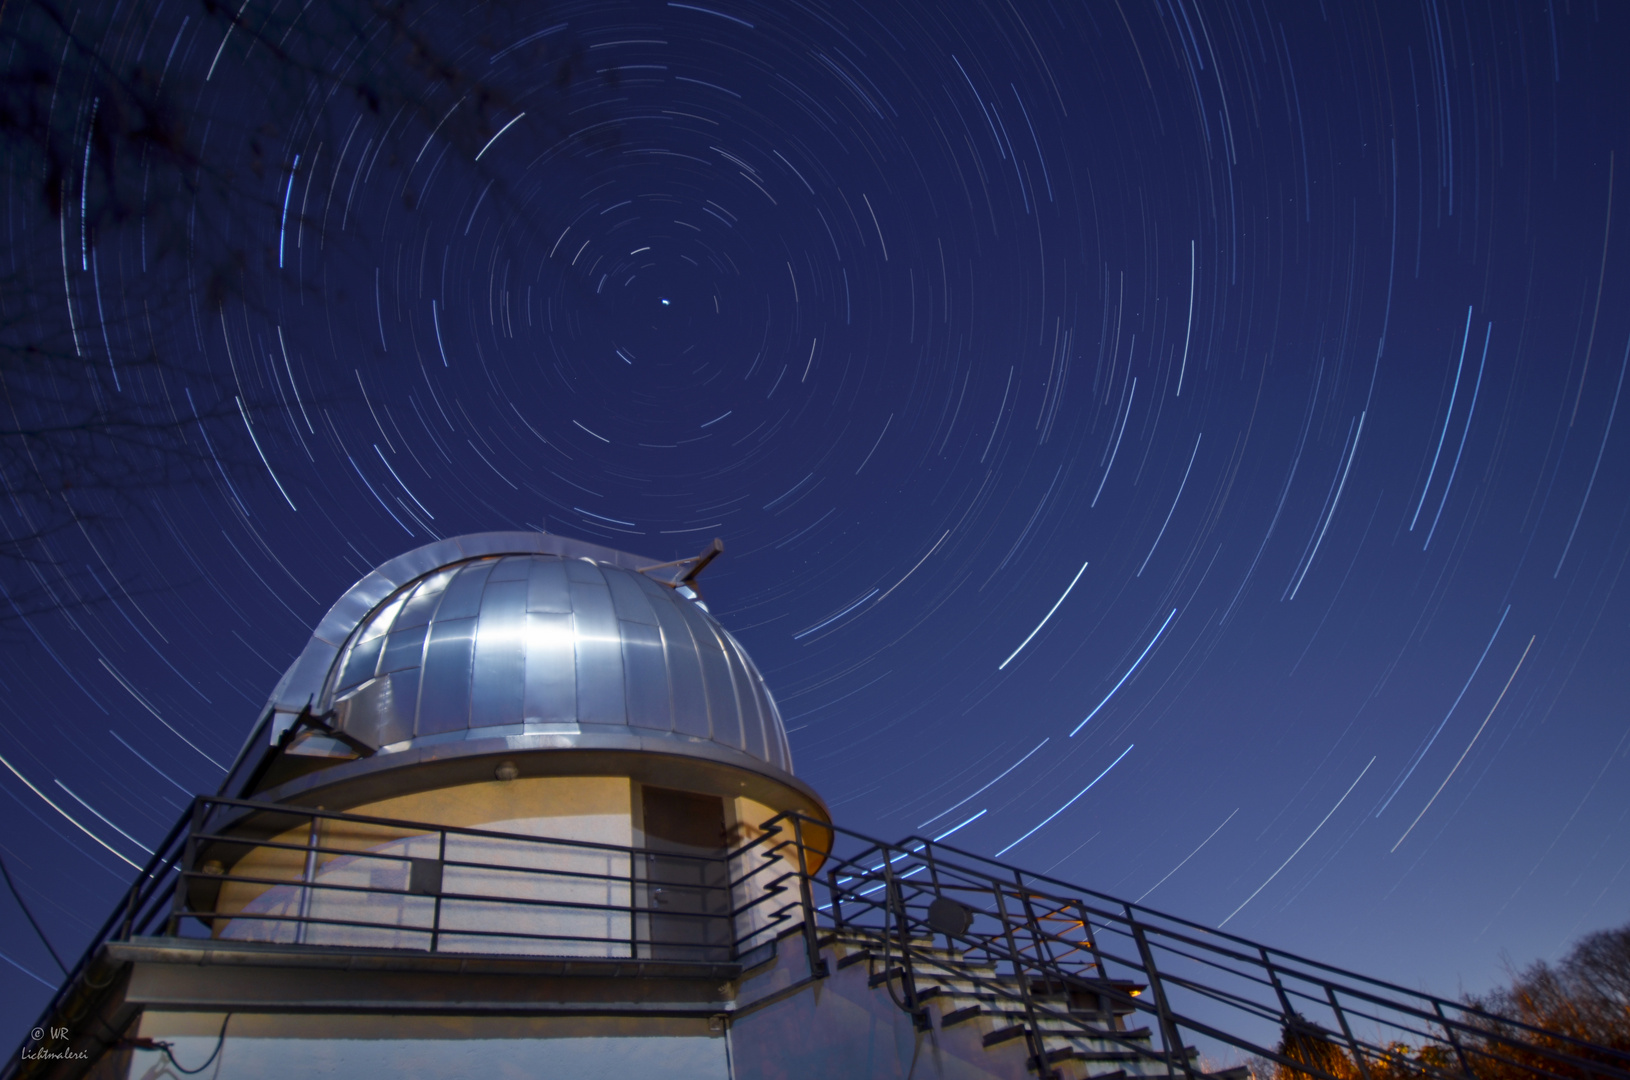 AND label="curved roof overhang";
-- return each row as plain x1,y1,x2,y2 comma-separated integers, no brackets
240,727,828,823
